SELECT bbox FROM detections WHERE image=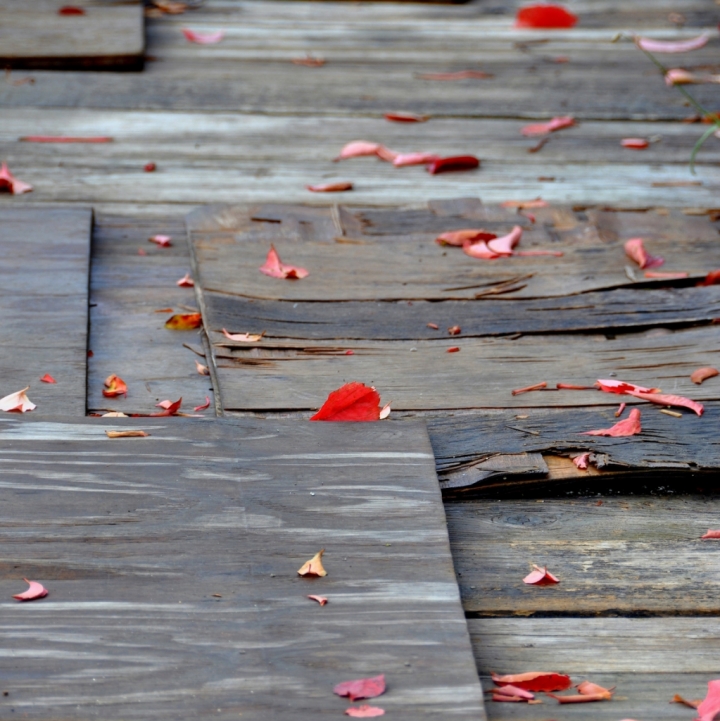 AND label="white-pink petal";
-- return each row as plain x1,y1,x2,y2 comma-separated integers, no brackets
0,387,36,413
636,33,709,54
